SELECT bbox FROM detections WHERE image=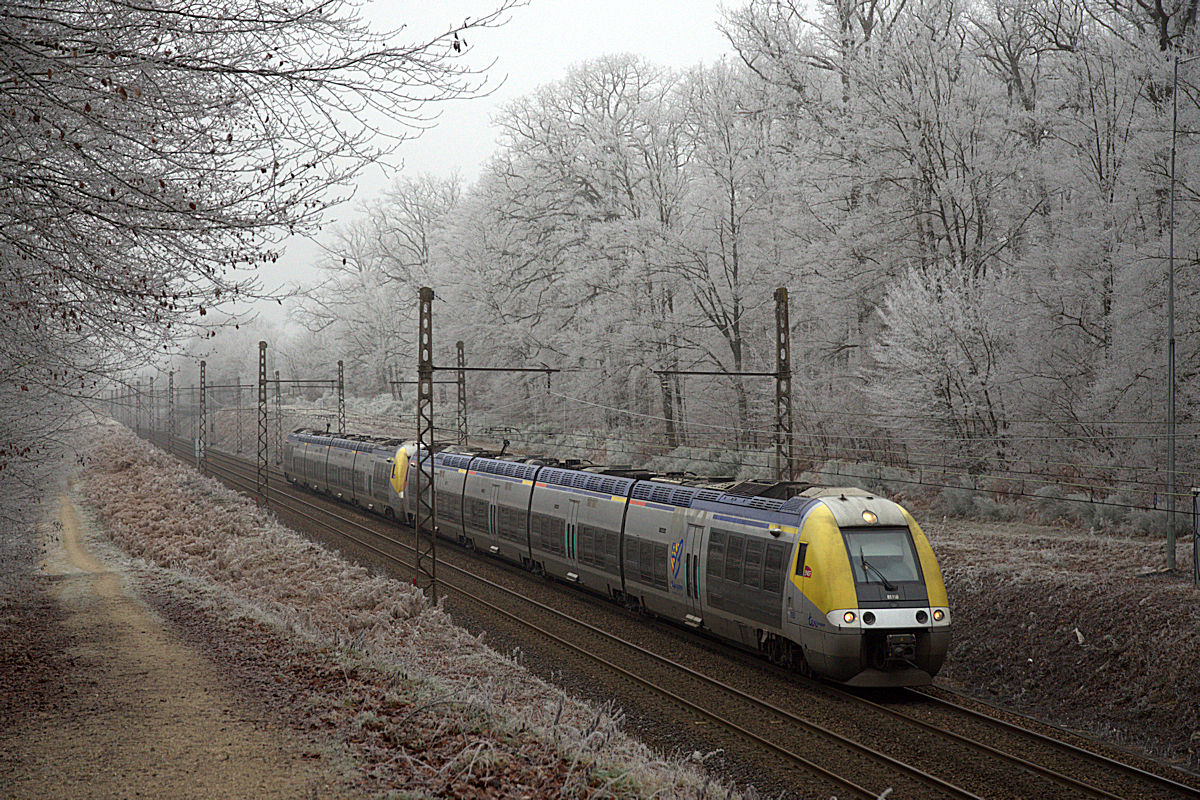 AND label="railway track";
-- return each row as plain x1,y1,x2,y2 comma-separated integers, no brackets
152,433,1200,800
